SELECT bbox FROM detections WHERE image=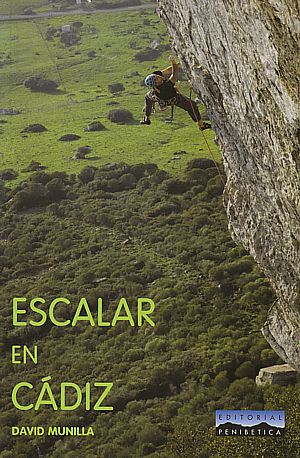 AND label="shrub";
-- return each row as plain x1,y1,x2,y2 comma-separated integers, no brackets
24,76,58,93
228,378,257,398
21,123,47,133
206,176,224,197
45,26,58,40
187,158,216,170
186,168,208,185
108,109,134,123
0,169,18,181
134,48,161,62
60,32,80,46
74,146,91,159
145,338,167,354
13,183,46,210
226,258,253,276
139,424,166,446
108,83,125,93
149,202,180,217
235,361,257,379
72,21,84,29
97,213,114,227
123,349,144,362
164,179,187,195
78,167,96,184
87,50,97,58
213,371,229,391
59,134,81,141
22,161,47,172
45,178,66,202
119,173,136,190
78,271,95,285
84,121,106,132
